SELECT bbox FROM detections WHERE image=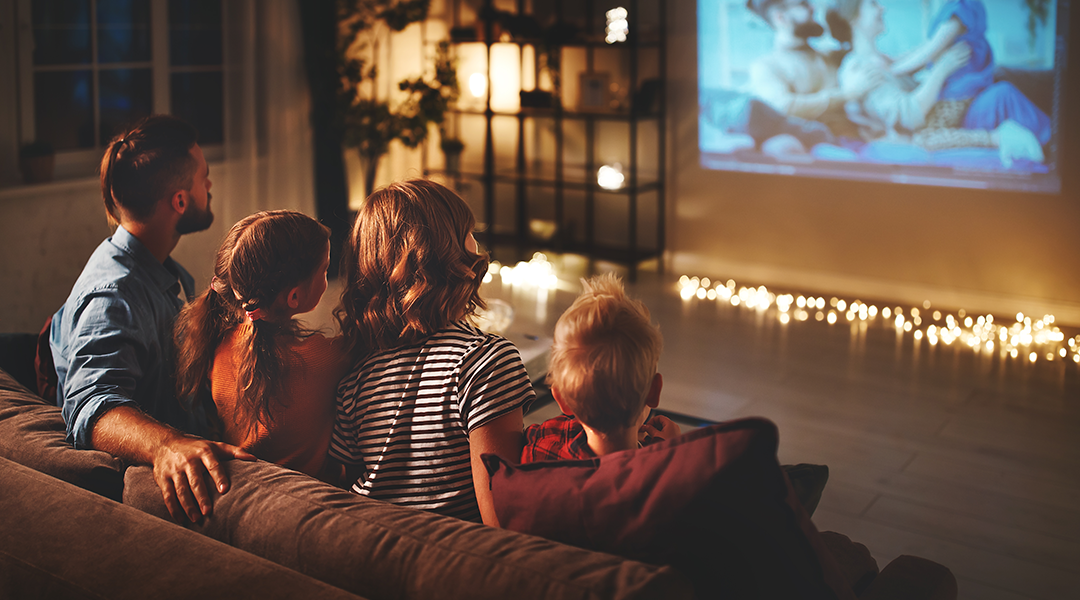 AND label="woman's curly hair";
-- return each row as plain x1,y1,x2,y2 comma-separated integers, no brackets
335,179,488,354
